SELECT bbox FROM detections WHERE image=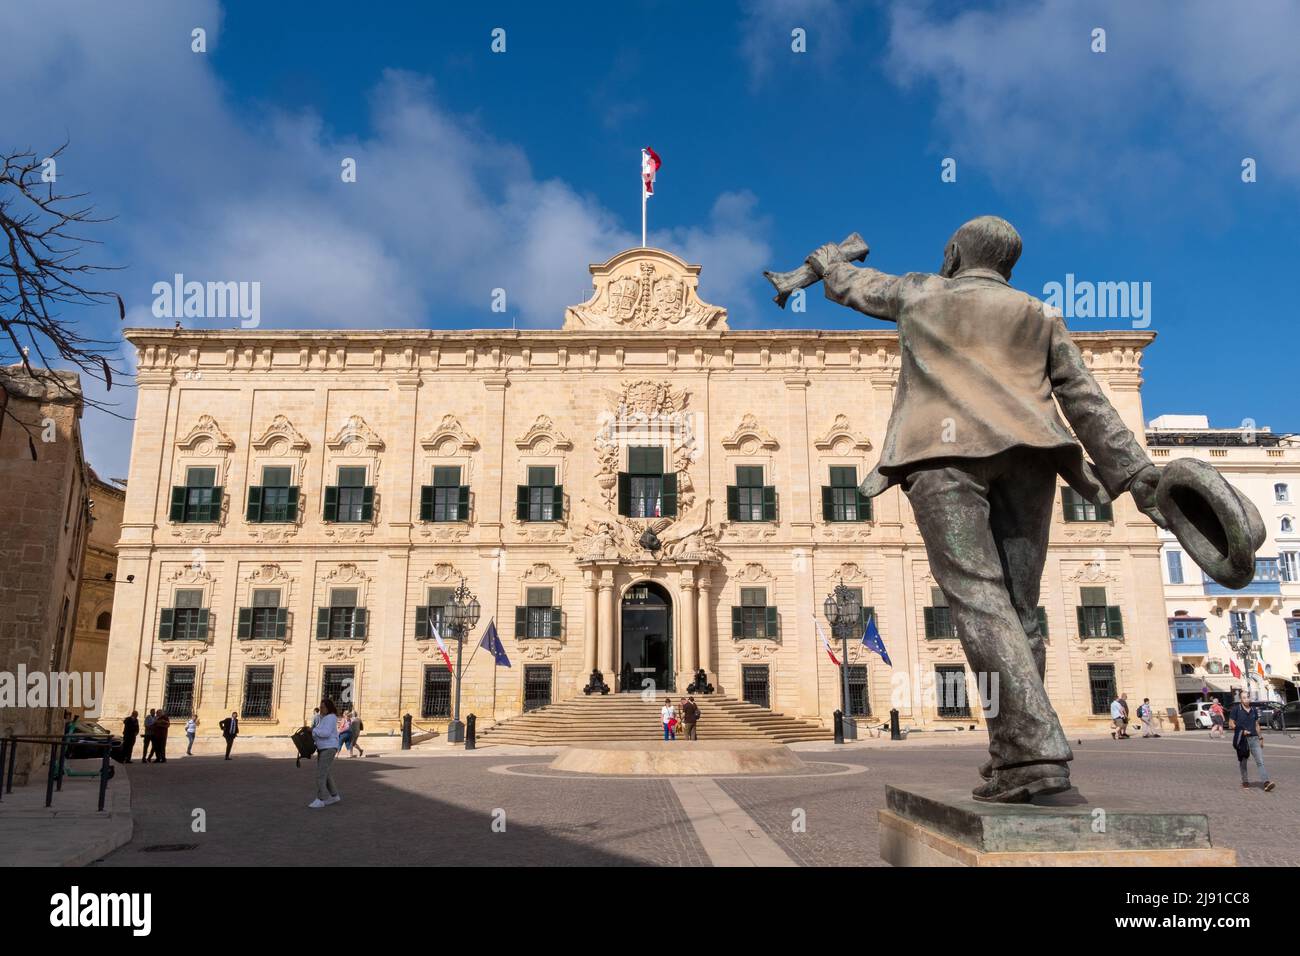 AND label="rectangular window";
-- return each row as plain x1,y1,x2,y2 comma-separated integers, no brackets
171,466,222,523
727,465,776,522
1077,586,1123,638
847,665,870,717
317,589,367,641
1167,550,1184,585
322,666,355,712
249,465,297,523
518,465,561,522
732,587,778,639
523,665,553,712
170,589,208,641
519,586,560,638
251,589,281,639
241,666,275,719
1088,664,1117,715
924,587,955,639
1280,551,1299,583
618,447,675,518
421,666,451,718
1062,487,1112,522
822,466,871,522
934,665,970,718
162,666,196,718
334,466,369,523
742,665,770,709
